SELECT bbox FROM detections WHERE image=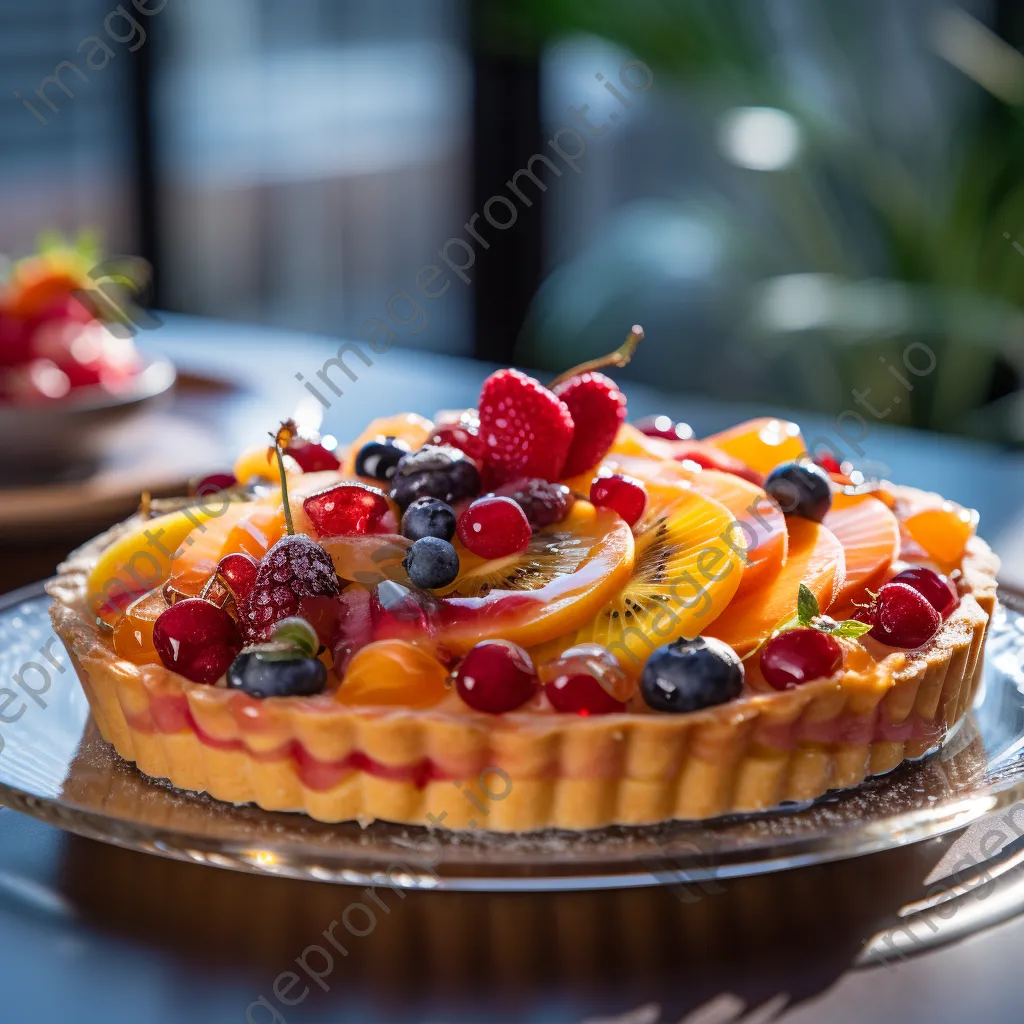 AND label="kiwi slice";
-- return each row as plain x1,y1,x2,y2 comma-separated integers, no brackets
548,489,745,667
443,528,595,597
